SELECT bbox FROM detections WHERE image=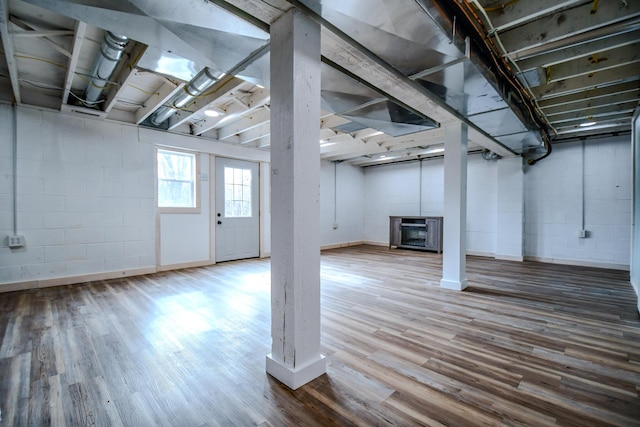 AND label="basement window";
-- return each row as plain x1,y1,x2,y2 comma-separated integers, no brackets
157,148,199,211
